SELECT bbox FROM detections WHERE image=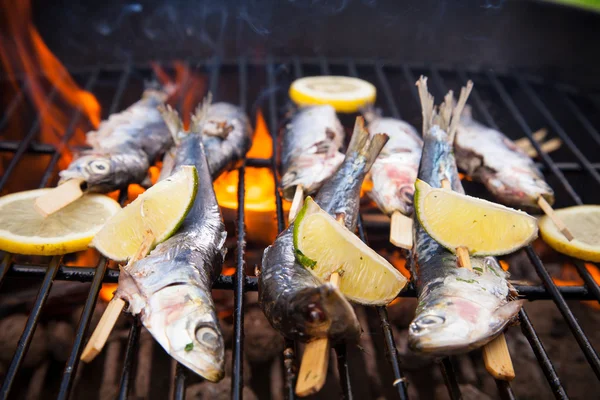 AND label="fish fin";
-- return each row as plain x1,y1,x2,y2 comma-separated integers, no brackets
447,80,473,141
190,92,213,134
158,104,184,144
416,76,435,136
492,300,524,324
346,116,389,171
